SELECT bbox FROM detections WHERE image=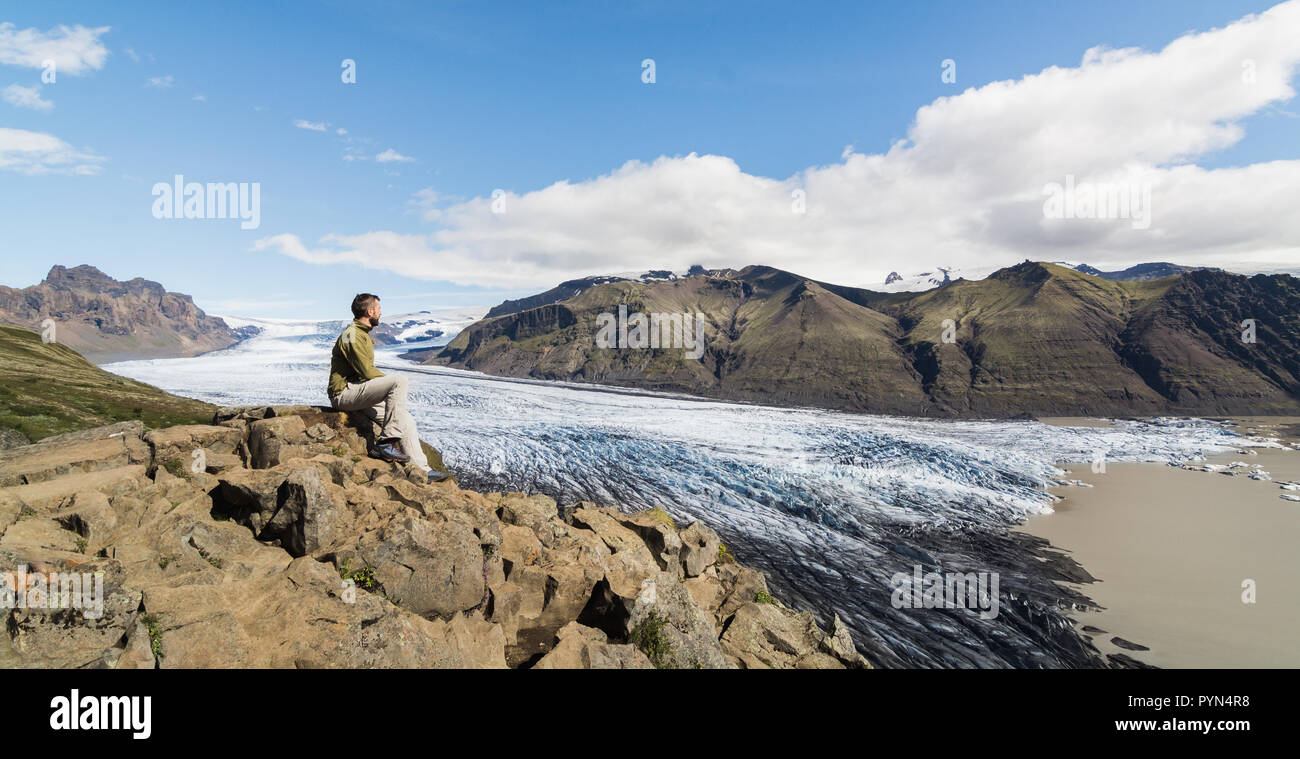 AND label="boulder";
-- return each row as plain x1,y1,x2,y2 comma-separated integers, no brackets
217,468,288,534
341,513,486,619
612,509,683,575
145,425,244,471
49,490,118,550
532,622,653,669
492,554,603,667
262,467,343,557
683,571,726,619
716,562,771,620
246,416,308,469
679,520,721,578
719,602,871,669
626,571,734,669
572,506,658,599
1,517,87,553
